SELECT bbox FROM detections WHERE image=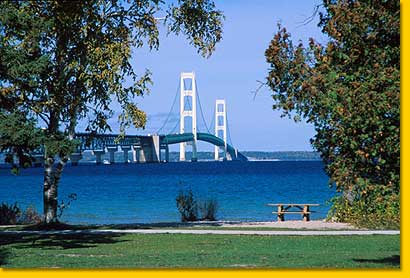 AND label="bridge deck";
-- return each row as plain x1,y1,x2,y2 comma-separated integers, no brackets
10,132,247,162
